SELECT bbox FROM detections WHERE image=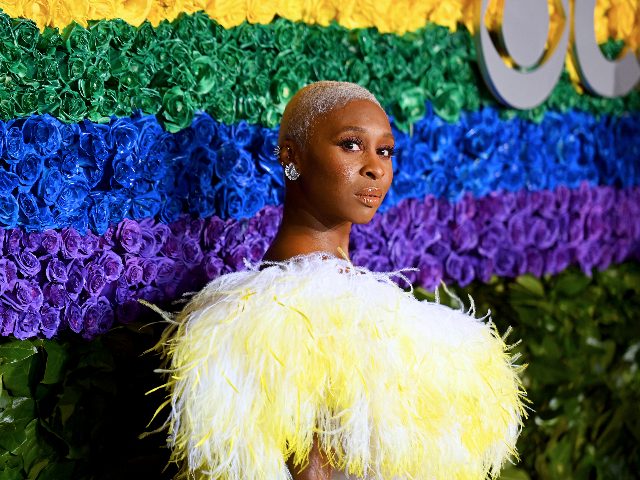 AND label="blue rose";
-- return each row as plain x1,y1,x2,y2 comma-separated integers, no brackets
0,168,19,195
56,177,90,212
256,128,283,187
4,125,27,162
0,196,18,228
131,190,162,219
22,115,62,156
0,120,5,158
38,168,65,205
59,122,81,147
425,167,449,198
107,193,131,225
112,152,139,188
462,108,500,159
12,151,44,190
159,197,182,224
215,143,256,187
79,122,111,163
232,120,257,149
17,191,40,224
191,113,218,145
108,117,138,153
